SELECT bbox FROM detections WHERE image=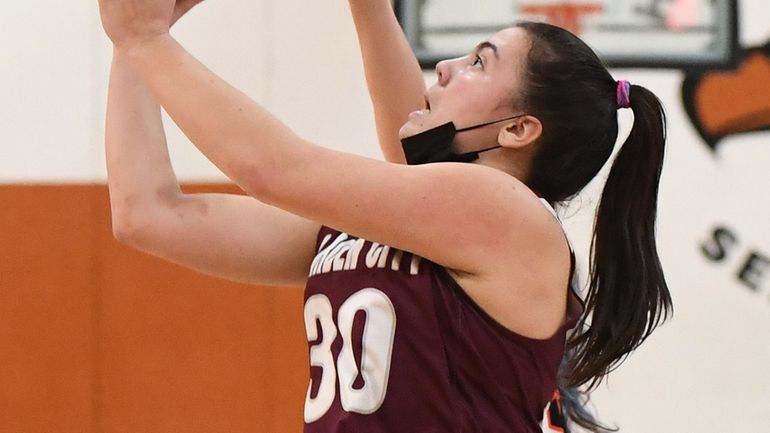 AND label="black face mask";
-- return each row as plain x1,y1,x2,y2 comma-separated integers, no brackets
400,114,525,165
